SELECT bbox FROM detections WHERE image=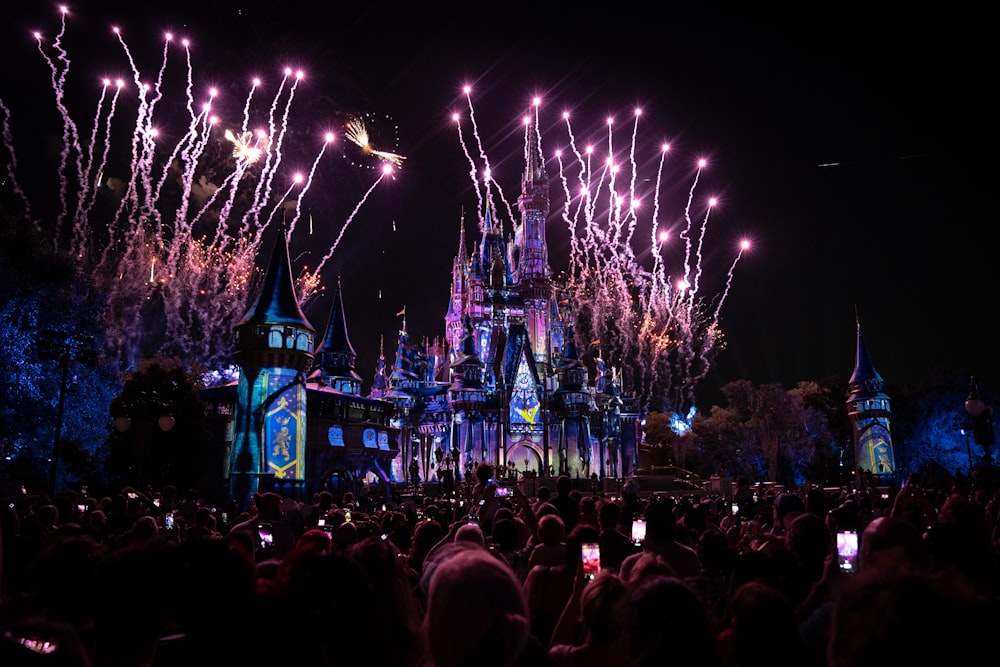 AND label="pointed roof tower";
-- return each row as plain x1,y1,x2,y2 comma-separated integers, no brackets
238,224,312,330
848,315,887,402
312,277,362,394
234,224,315,372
